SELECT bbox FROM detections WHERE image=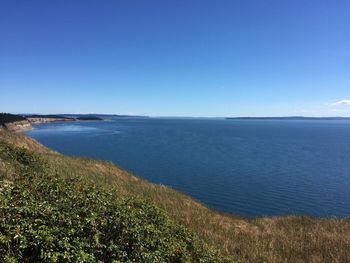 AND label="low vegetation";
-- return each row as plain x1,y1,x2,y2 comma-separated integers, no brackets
1,130,349,262
0,134,221,262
